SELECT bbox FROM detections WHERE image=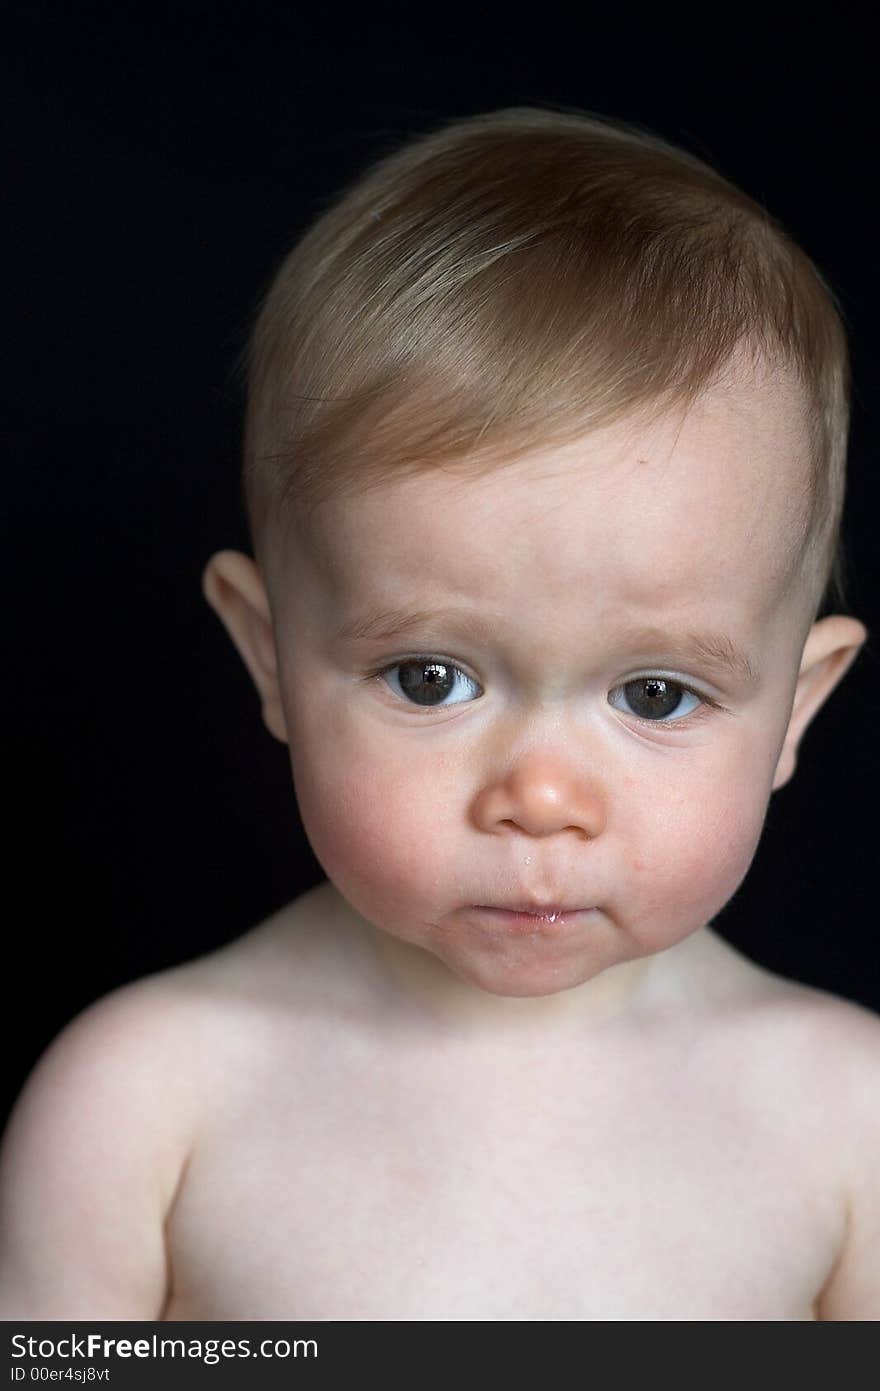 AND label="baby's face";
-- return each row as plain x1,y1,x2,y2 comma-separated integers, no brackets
268,373,817,997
